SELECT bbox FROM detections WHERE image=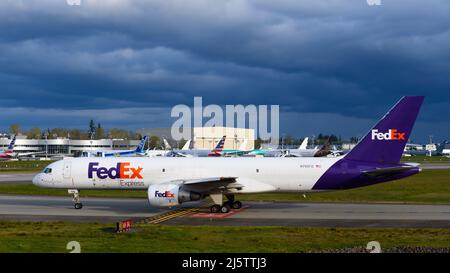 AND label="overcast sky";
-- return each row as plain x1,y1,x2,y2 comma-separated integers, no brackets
1,0,449,142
